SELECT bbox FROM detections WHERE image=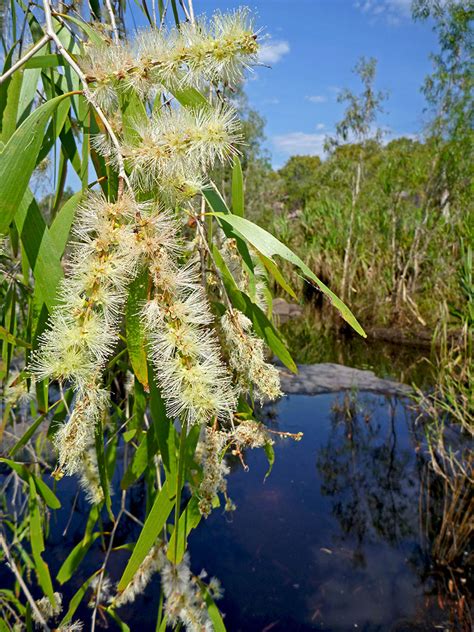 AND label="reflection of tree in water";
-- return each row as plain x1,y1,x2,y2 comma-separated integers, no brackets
316,392,420,563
